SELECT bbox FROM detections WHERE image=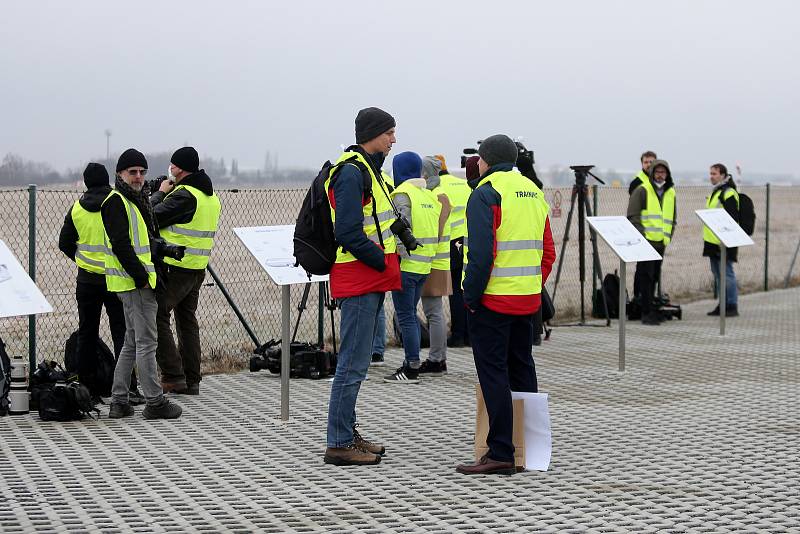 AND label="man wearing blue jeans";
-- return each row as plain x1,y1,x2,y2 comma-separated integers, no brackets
703,163,740,316
324,108,401,466
383,152,441,383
